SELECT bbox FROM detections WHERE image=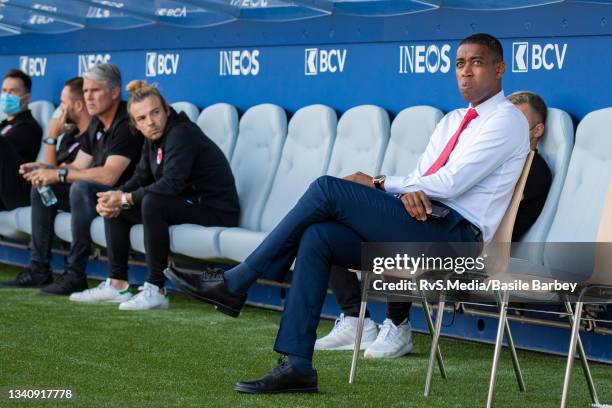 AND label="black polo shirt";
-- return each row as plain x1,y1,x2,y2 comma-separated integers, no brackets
79,101,143,187
0,109,42,163
56,126,84,165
